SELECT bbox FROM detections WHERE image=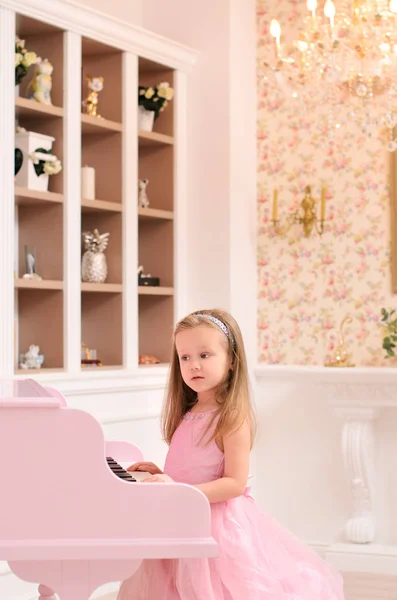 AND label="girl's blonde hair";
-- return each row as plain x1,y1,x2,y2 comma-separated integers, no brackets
161,308,256,448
